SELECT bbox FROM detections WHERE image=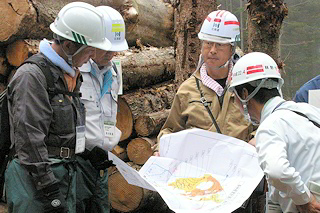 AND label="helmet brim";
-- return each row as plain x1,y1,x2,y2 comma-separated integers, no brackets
50,23,112,51
198,32,233,44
